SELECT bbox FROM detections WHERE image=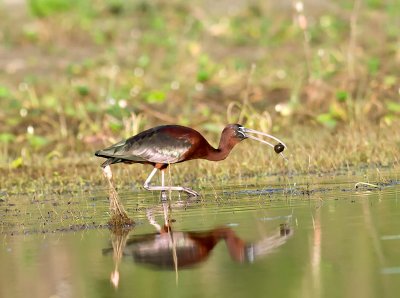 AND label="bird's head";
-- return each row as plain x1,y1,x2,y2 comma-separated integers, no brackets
225,124,287,159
